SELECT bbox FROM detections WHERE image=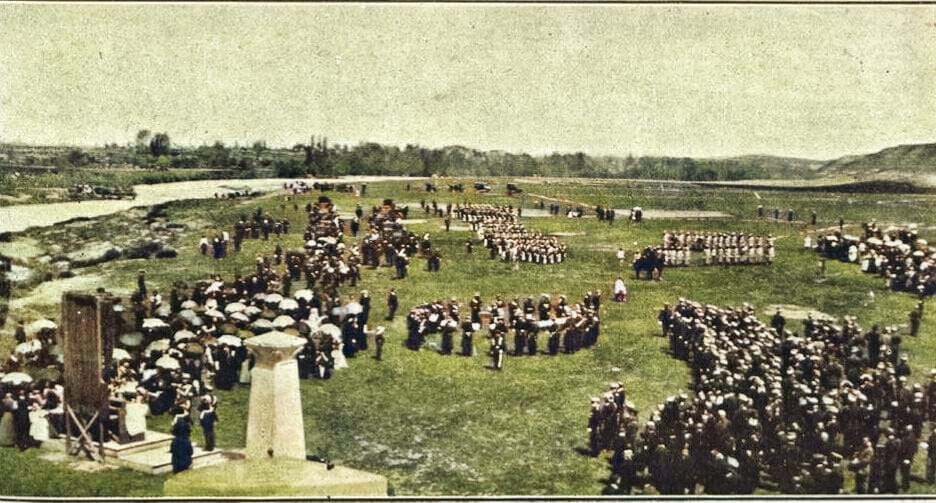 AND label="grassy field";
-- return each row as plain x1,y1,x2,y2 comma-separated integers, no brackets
3,178,936,496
